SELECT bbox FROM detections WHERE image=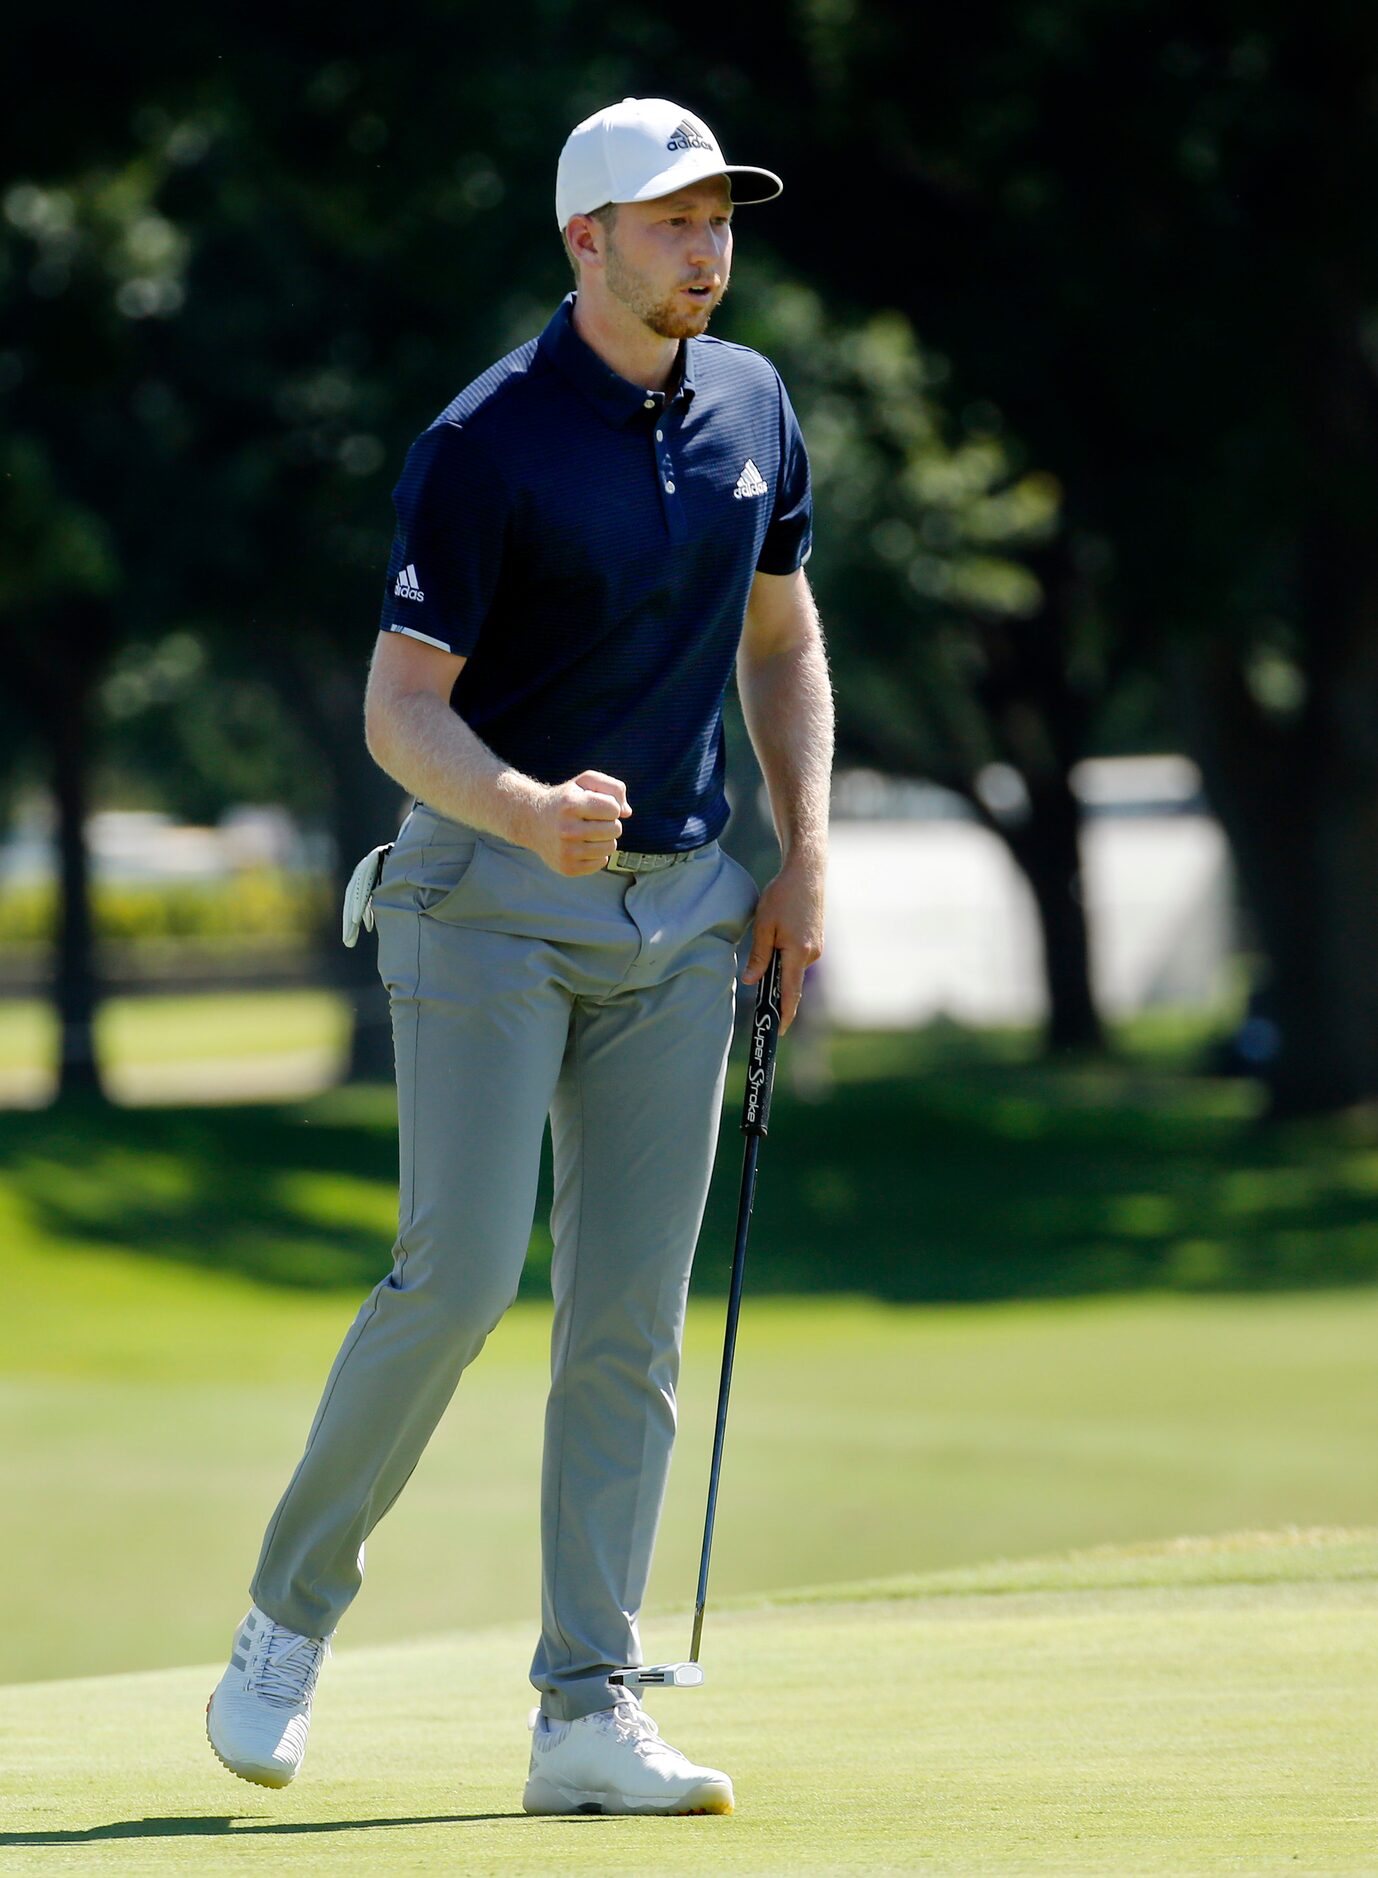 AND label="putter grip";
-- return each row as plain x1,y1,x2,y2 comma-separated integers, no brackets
741,950,783,1137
